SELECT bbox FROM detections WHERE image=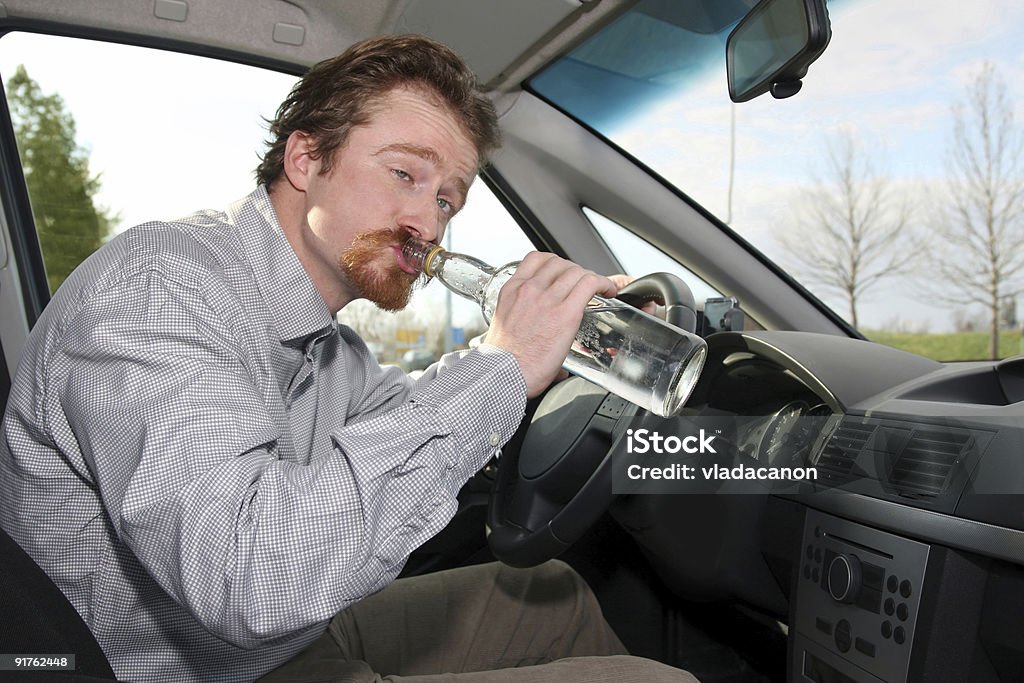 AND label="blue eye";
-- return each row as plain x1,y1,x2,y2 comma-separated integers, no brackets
437,197,453,214
392,169,411,181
